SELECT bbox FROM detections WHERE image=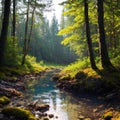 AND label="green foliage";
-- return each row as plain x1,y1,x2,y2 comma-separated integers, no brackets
2,107,36,120
0,96,10,105
61,34,81,45
4,36,21,66
25,55,45,73
58,0,91,59
60,58,90,78
111,55,120,67
0,55,45,80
